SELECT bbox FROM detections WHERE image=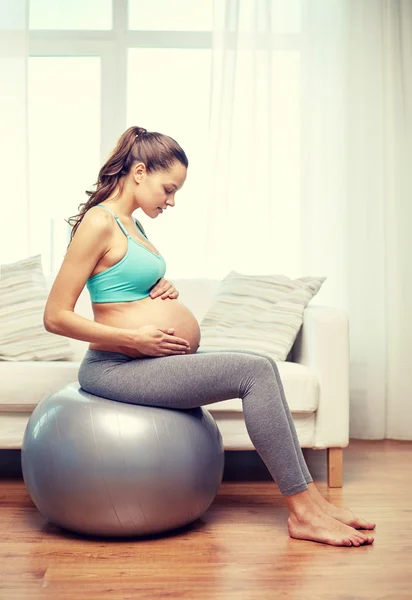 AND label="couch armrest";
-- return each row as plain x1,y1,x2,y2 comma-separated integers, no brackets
292,305,350,448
